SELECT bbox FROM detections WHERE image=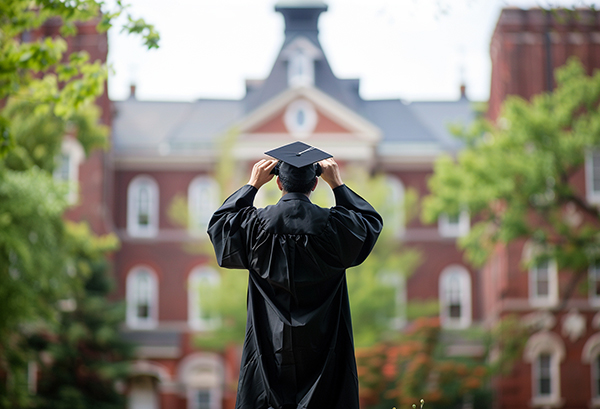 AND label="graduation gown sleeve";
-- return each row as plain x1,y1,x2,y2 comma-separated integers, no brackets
207,184,258,270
